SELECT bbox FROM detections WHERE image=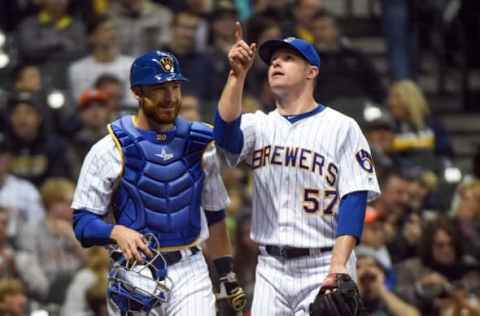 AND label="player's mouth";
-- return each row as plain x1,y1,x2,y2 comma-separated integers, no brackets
271,71,285,78
158,102,178,110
